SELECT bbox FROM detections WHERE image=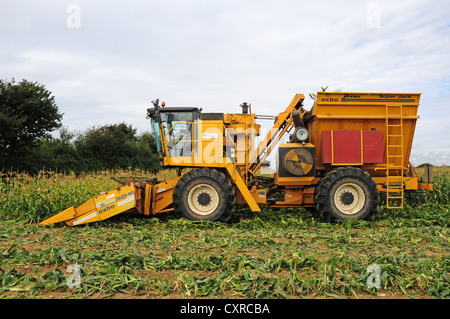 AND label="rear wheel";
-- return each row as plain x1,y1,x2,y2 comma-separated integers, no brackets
315,167,379,221
173,168,235,221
